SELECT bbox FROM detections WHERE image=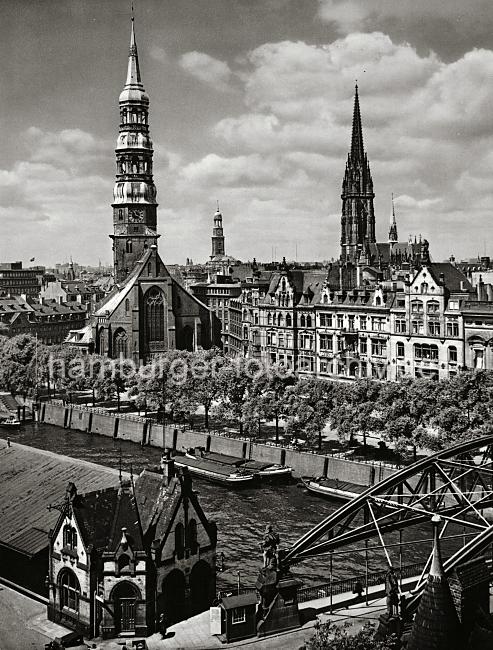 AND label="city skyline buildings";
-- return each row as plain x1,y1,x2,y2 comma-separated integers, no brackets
2,1,493,267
